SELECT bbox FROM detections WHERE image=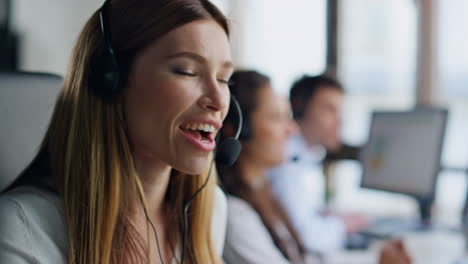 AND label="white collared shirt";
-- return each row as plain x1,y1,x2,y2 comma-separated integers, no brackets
267,134,346,254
